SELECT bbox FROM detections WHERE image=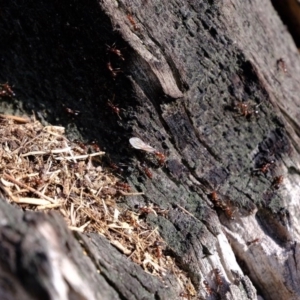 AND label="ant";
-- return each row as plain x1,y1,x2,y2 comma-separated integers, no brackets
129,138,167,166
210,191,218,203
154,151,166,166
272,175,283,189
214,268,223,288
0,82,15,97
209,191,234,220
127,13,139,31
179,292,190,299
138,205,157,216
235,102,250,117
90,140,101,152
107,100,122,119
69,162,79,171
234,101,259,119
116,182,131,192
260,161,274,173
28,176,44,188
107,62,122,78
210,191,225,206
203,280,213,296
277,58,287,74
64,106,80,116
109,162,124,173
246,238,260,246
154,241,163,258
210,191,224,210
141,162,153,179
106,43,125,61
74,139,86,150
223,206,234,220
252,160,275,175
